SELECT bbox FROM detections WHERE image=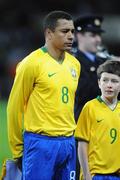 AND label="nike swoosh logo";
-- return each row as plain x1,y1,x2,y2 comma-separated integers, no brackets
97,119,103,123
48,72,57,77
